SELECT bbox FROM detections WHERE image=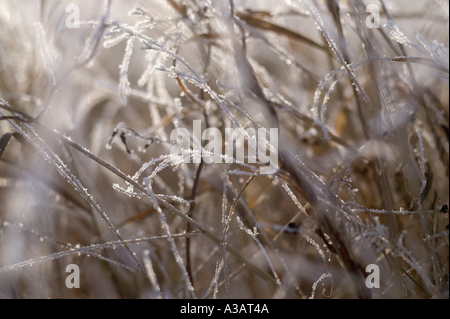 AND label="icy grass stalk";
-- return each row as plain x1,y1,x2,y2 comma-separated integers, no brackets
215,166,230,299
118,37,134,105
0,245,140,274
386,21,449,72
78,0,113,68
309,272,332,299
143,177,197,298
143,249,164,299
236,216,281,286
1,222,198,274
214,173,254,299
